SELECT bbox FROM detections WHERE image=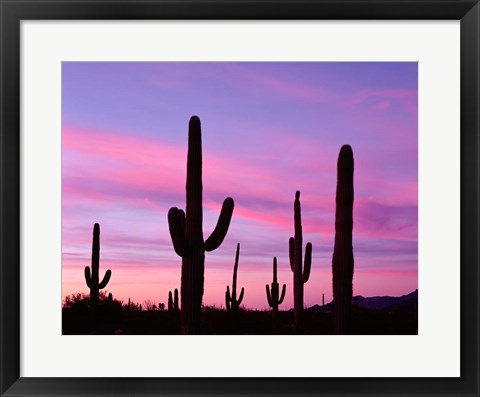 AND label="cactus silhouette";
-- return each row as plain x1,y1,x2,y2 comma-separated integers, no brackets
168,116,234,334
266,257,286,320
289,191,312,330
225,243,244,312
168,291,173,311
168,289,179,311
84,223,112,306
332,145,354,335
174,288,179,311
